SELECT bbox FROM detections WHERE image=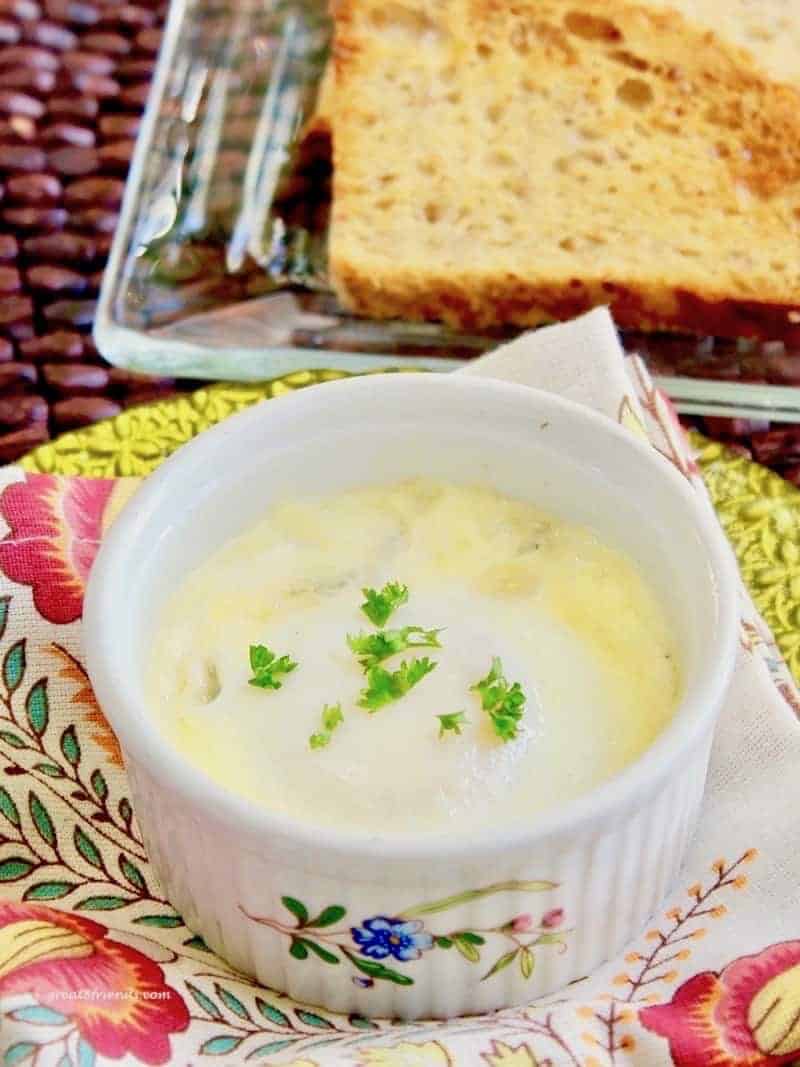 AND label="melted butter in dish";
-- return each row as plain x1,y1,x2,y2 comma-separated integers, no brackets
148,480,681,835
